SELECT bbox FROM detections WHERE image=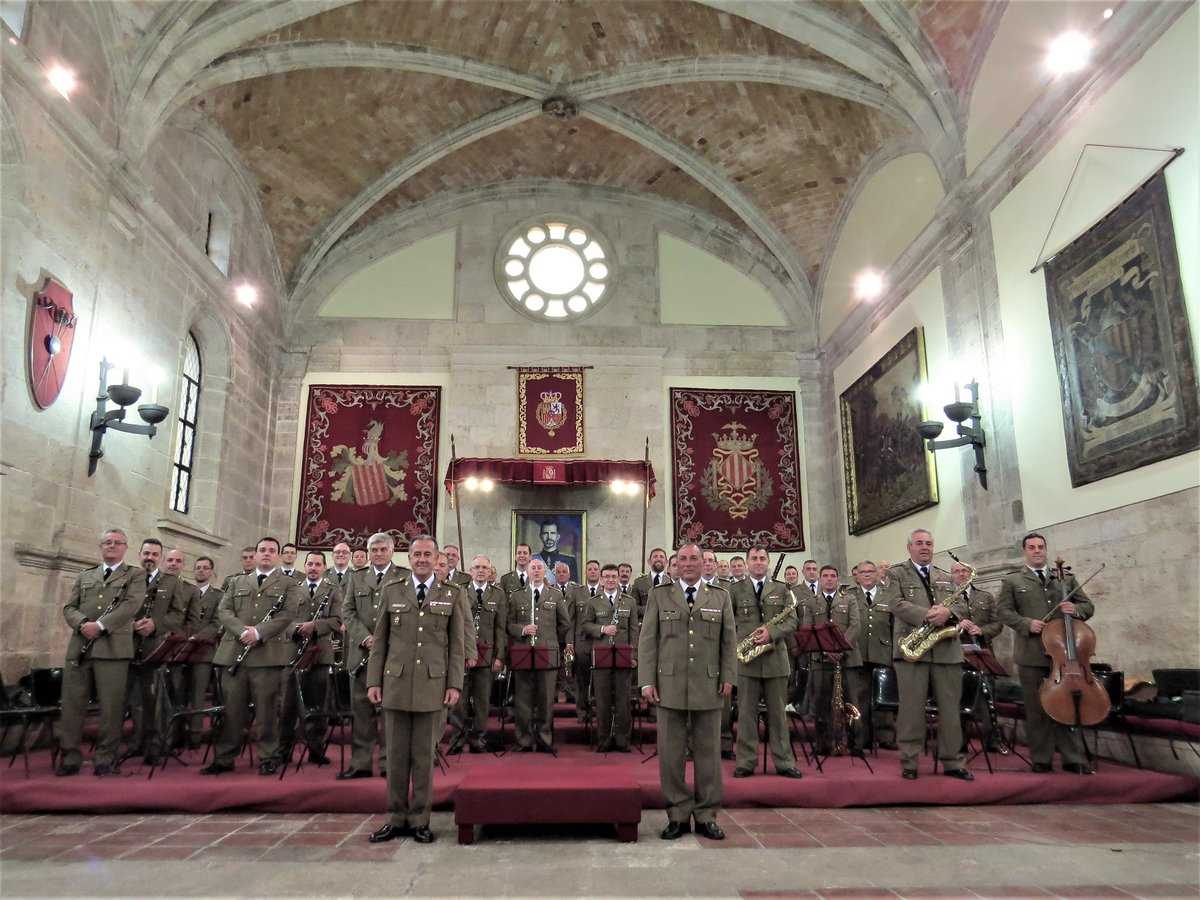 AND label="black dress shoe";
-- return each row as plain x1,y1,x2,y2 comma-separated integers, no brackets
732,768,754,778
199,762,233,775
694,821,726,840
258,760,279,776
1063,762,1094,775
379,770,387,777
307,749,331,766
55,764,80,777
337,768,372,780
1031,762,1053,773
944,768,974,781
368,824,407,843
901,770,918,780
660,821,690,840
879,741,898,751
777,768,804,779
411,826,435,843
93,763,118,777
720,749,735,760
